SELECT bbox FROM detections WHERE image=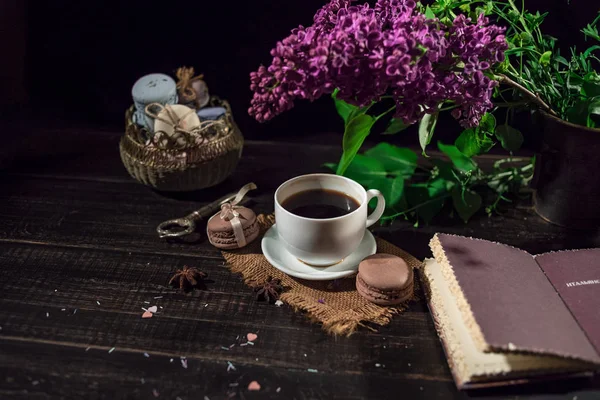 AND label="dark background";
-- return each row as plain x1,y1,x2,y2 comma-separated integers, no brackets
0,0,594,142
